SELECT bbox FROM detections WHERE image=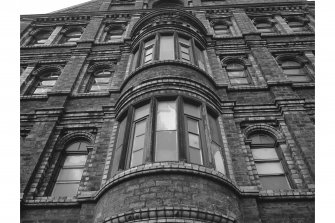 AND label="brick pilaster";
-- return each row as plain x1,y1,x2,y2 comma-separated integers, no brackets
232,9,257,35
